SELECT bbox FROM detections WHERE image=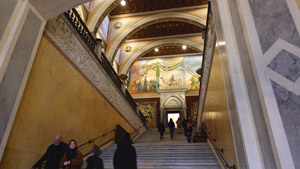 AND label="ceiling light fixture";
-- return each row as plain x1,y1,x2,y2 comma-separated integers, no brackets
155,48,159,52
182,45,187,50
121,0,126,6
